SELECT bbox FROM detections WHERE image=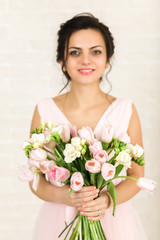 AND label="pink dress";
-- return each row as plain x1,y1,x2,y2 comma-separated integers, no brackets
33,97,147,240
